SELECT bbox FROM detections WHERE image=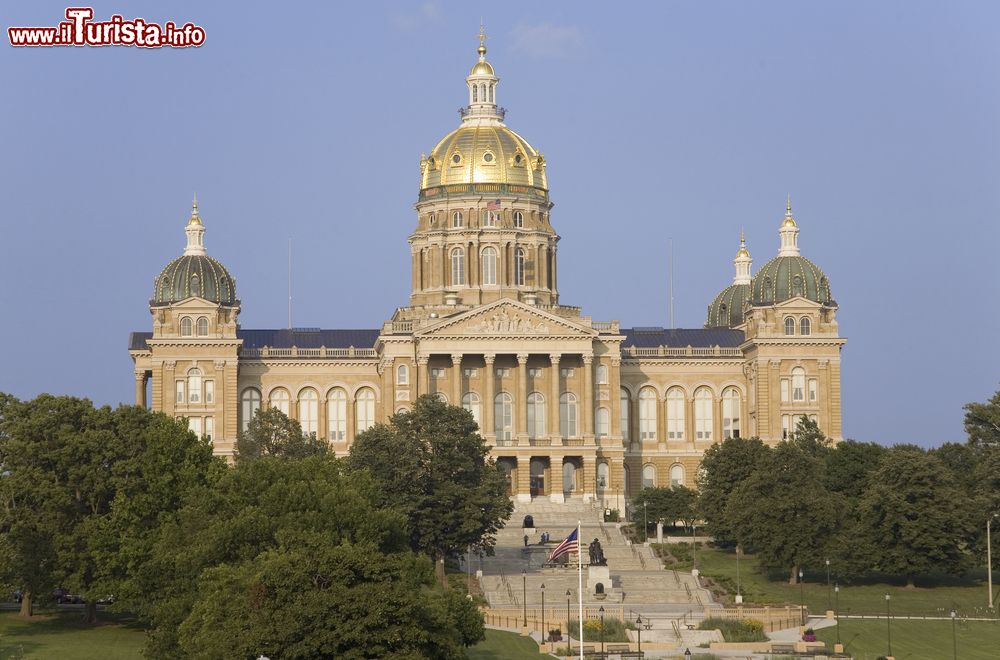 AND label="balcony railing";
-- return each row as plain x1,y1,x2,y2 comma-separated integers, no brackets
623,345,743,358
241,346,377,359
